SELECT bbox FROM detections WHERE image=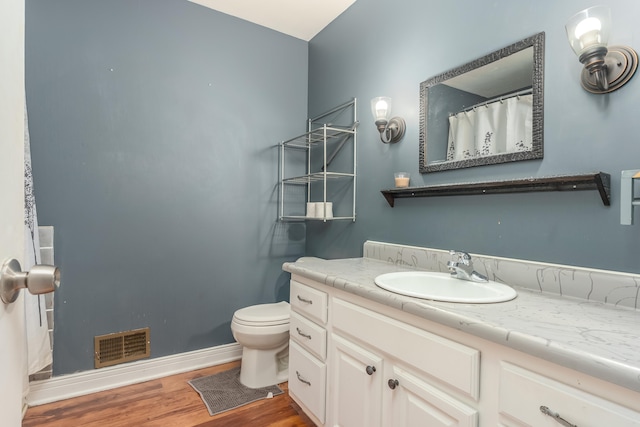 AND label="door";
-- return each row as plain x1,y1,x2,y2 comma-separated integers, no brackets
383,365,478,427
330,334,383,427
0,0,28,425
